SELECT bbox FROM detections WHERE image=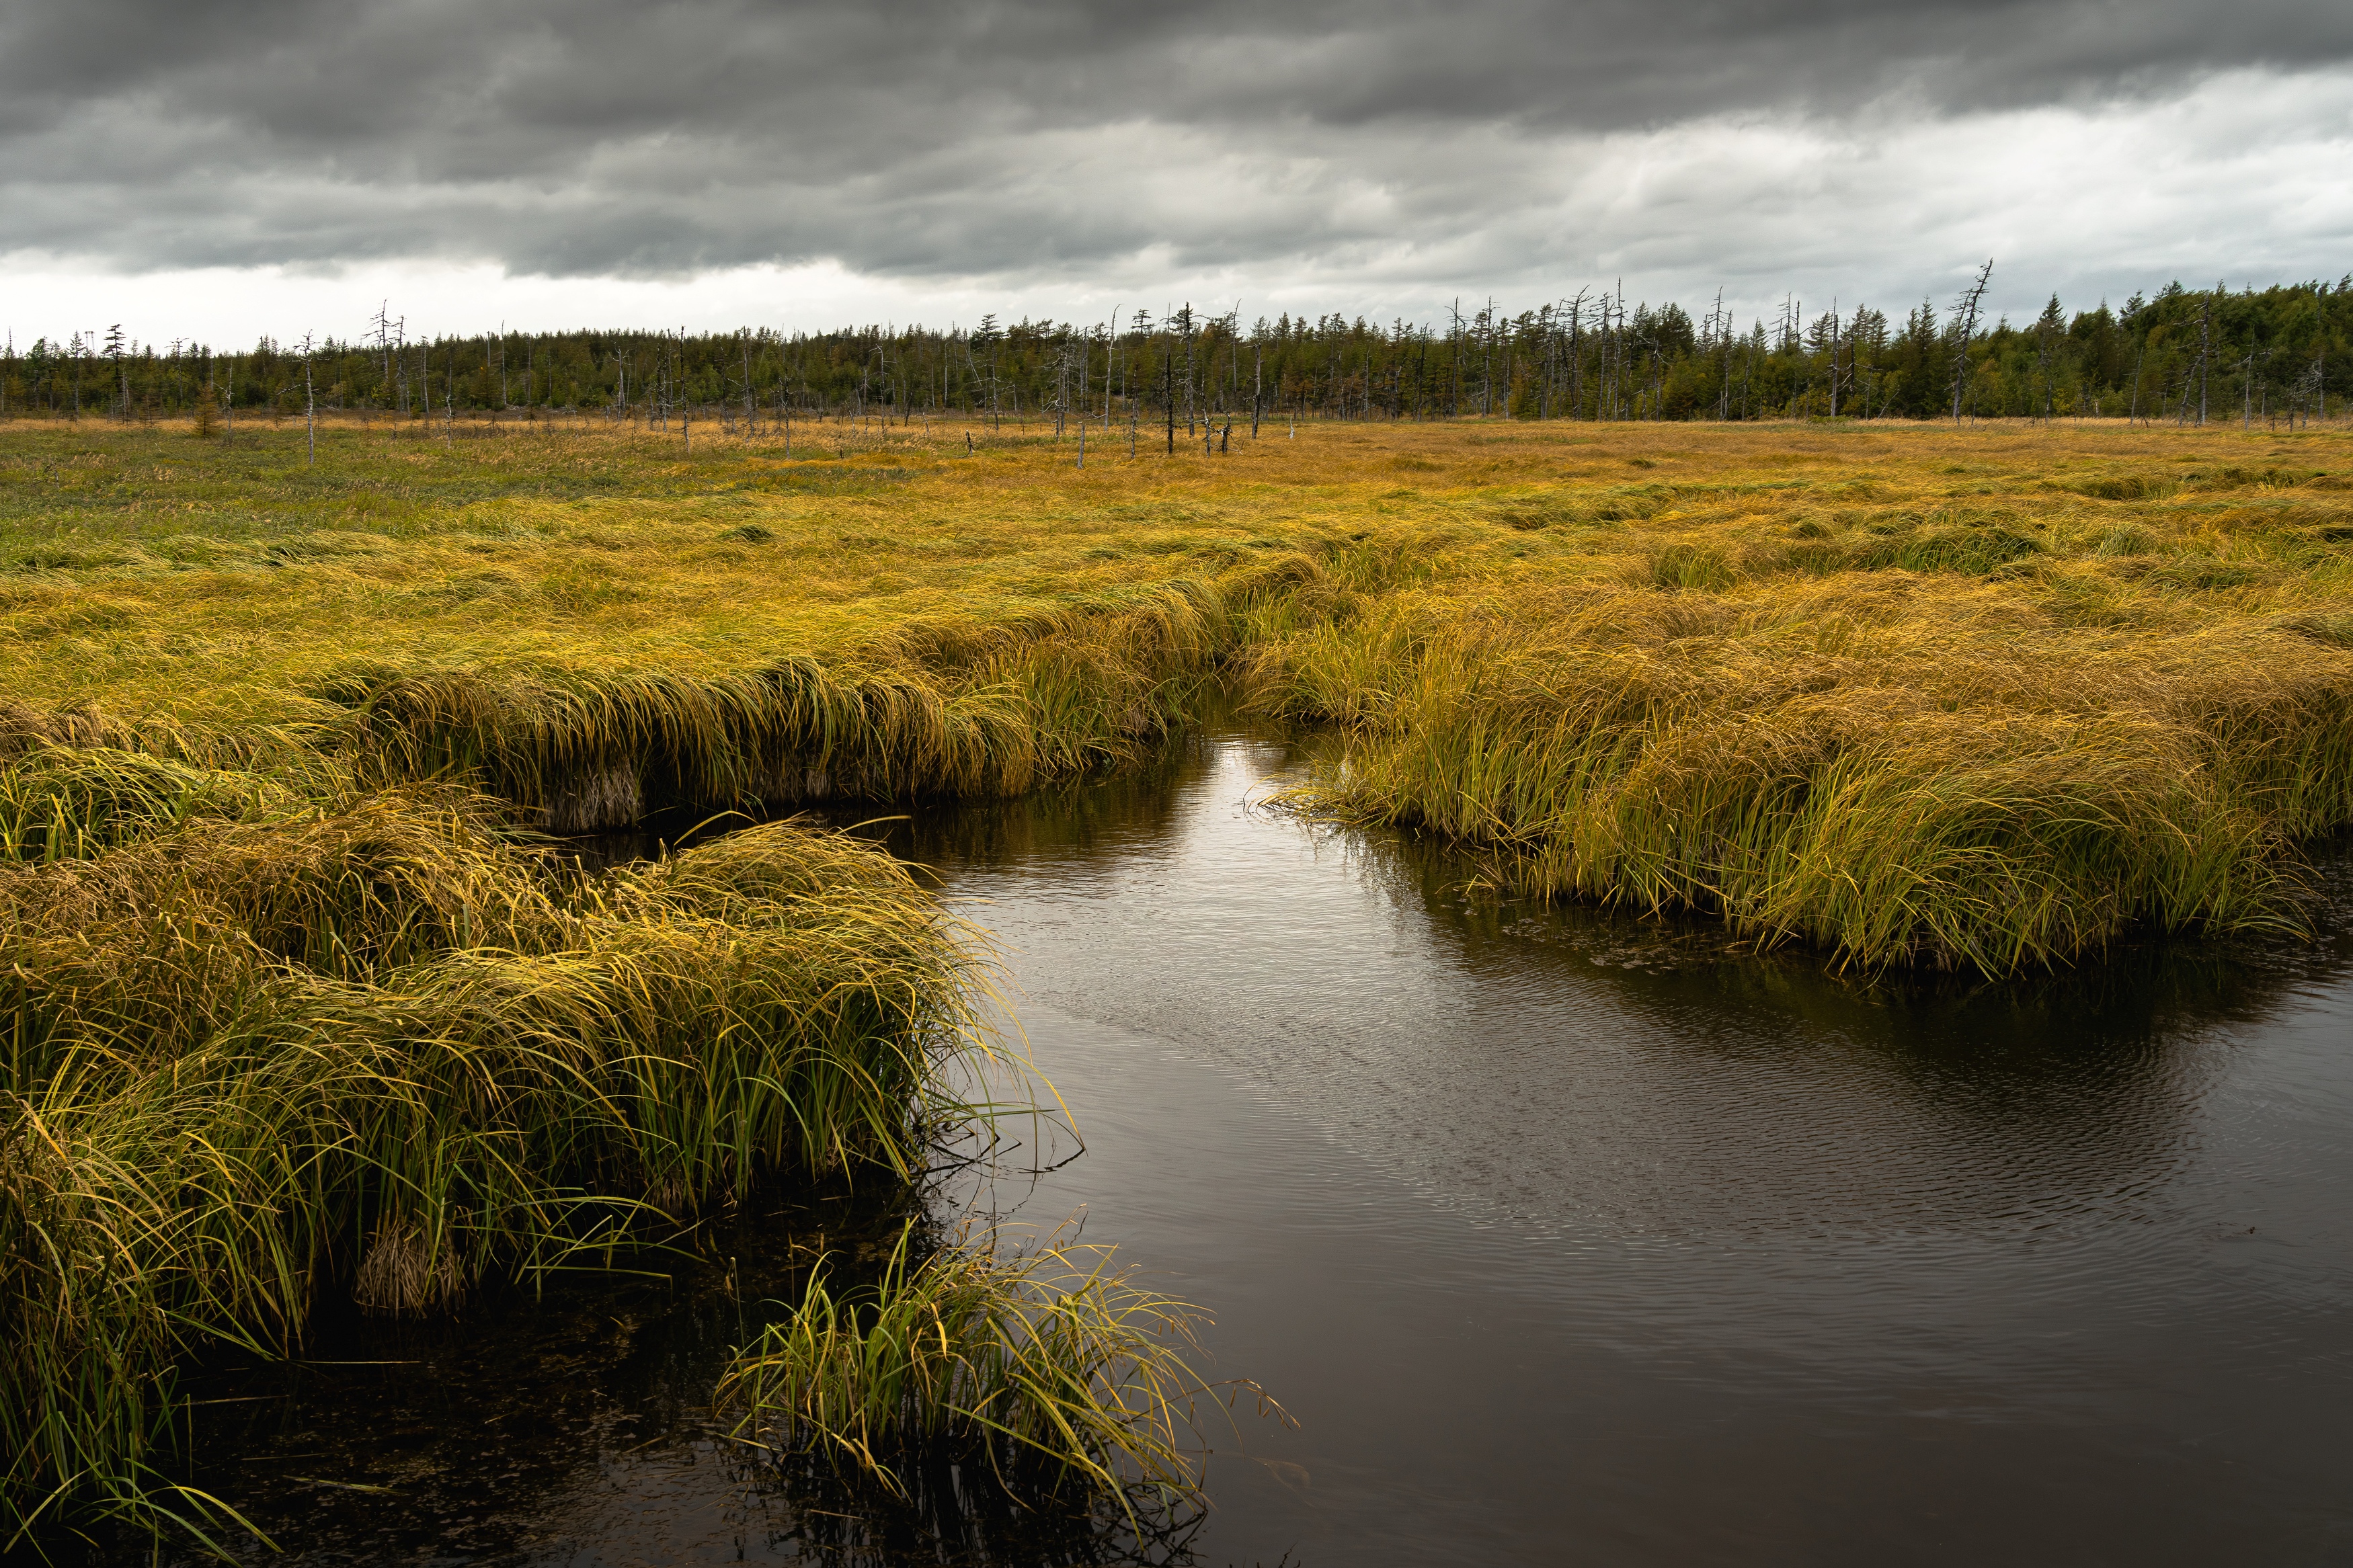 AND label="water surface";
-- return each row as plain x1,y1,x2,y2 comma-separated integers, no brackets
131,727,2353,1565
902,729,2353,1565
